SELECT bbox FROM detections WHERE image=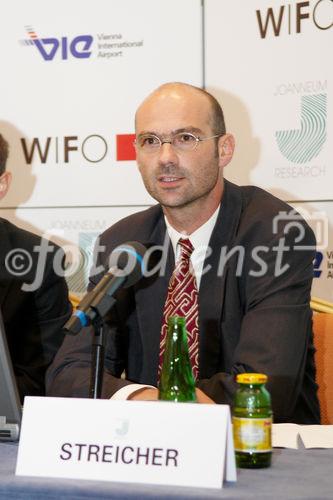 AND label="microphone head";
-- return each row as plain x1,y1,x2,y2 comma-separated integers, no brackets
108,241,147,287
